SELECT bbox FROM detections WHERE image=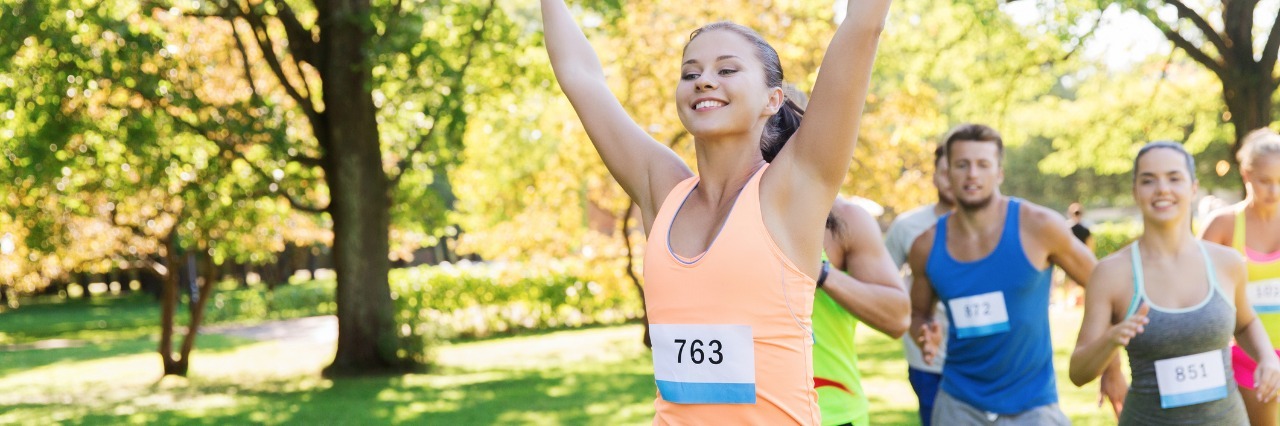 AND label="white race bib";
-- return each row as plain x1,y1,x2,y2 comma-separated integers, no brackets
948,291,1010,339
1154,349,1228,409
650,324,755,404
1248,278,1280,314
